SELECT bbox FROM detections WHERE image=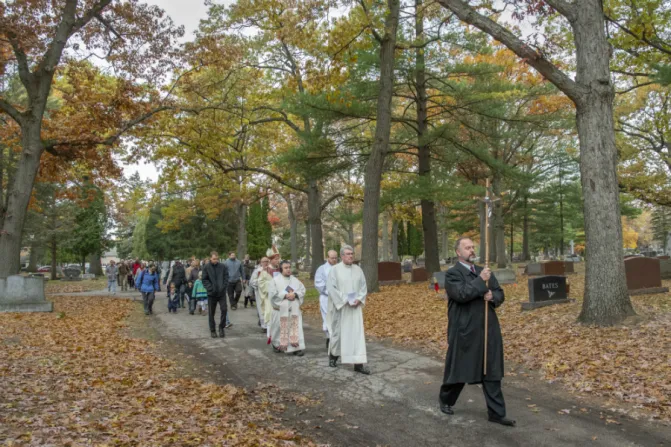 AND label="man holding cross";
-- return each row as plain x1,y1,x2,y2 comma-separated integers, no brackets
438,237,515,427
